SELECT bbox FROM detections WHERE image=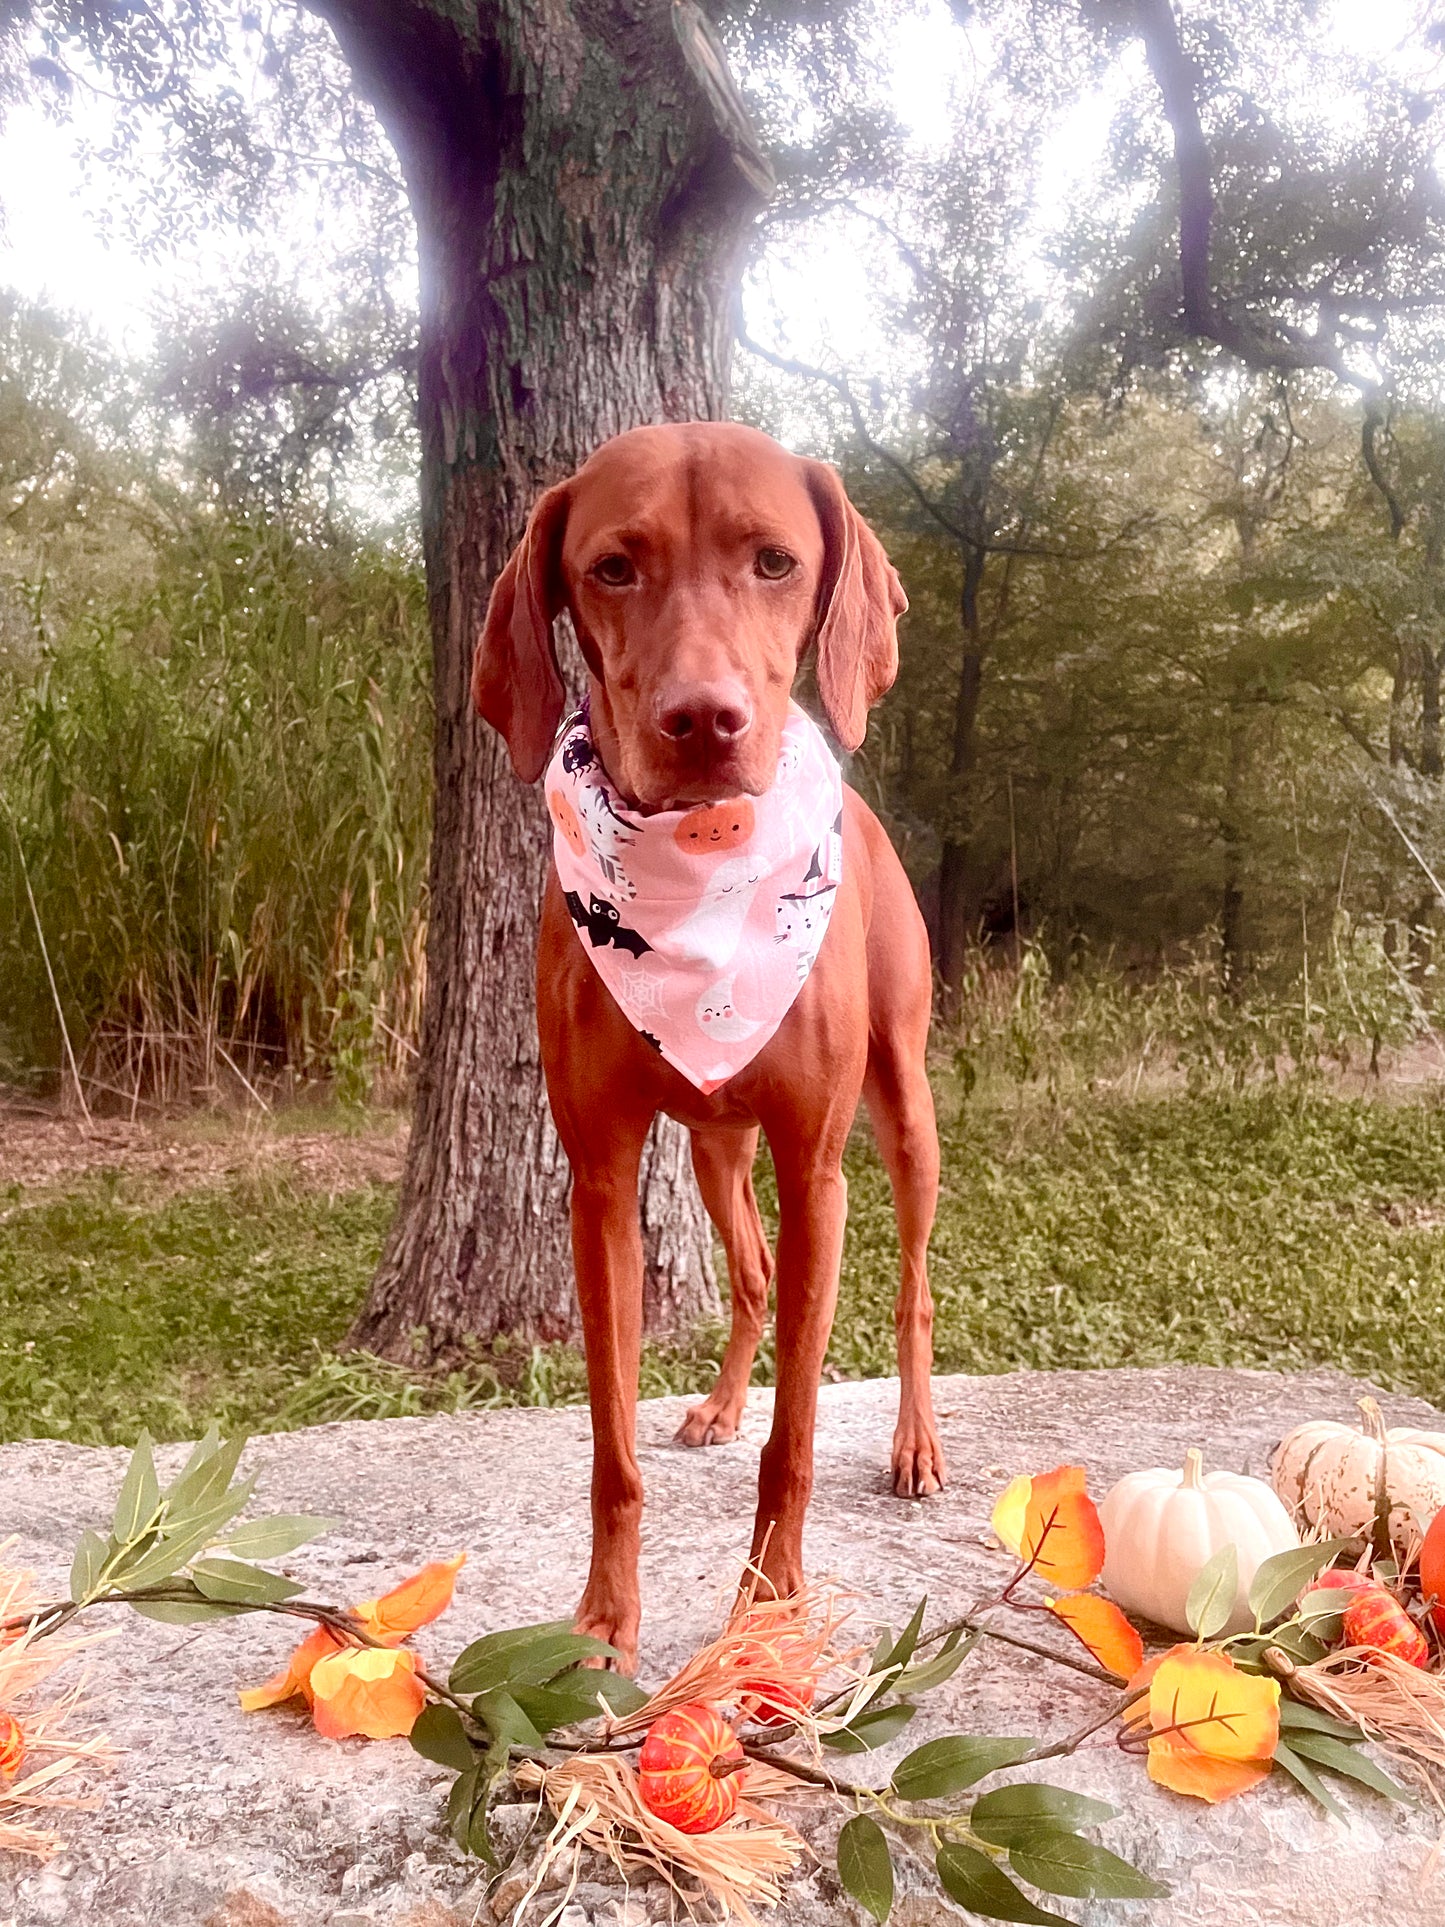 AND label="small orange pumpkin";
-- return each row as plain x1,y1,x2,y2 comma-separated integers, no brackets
735,1675,814,1729
1342,1587,1430,1669
638,1701,744,1833
1421,1508,1445,1637
674,799,755,854
0,1711,24,1781
547,789,588,858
